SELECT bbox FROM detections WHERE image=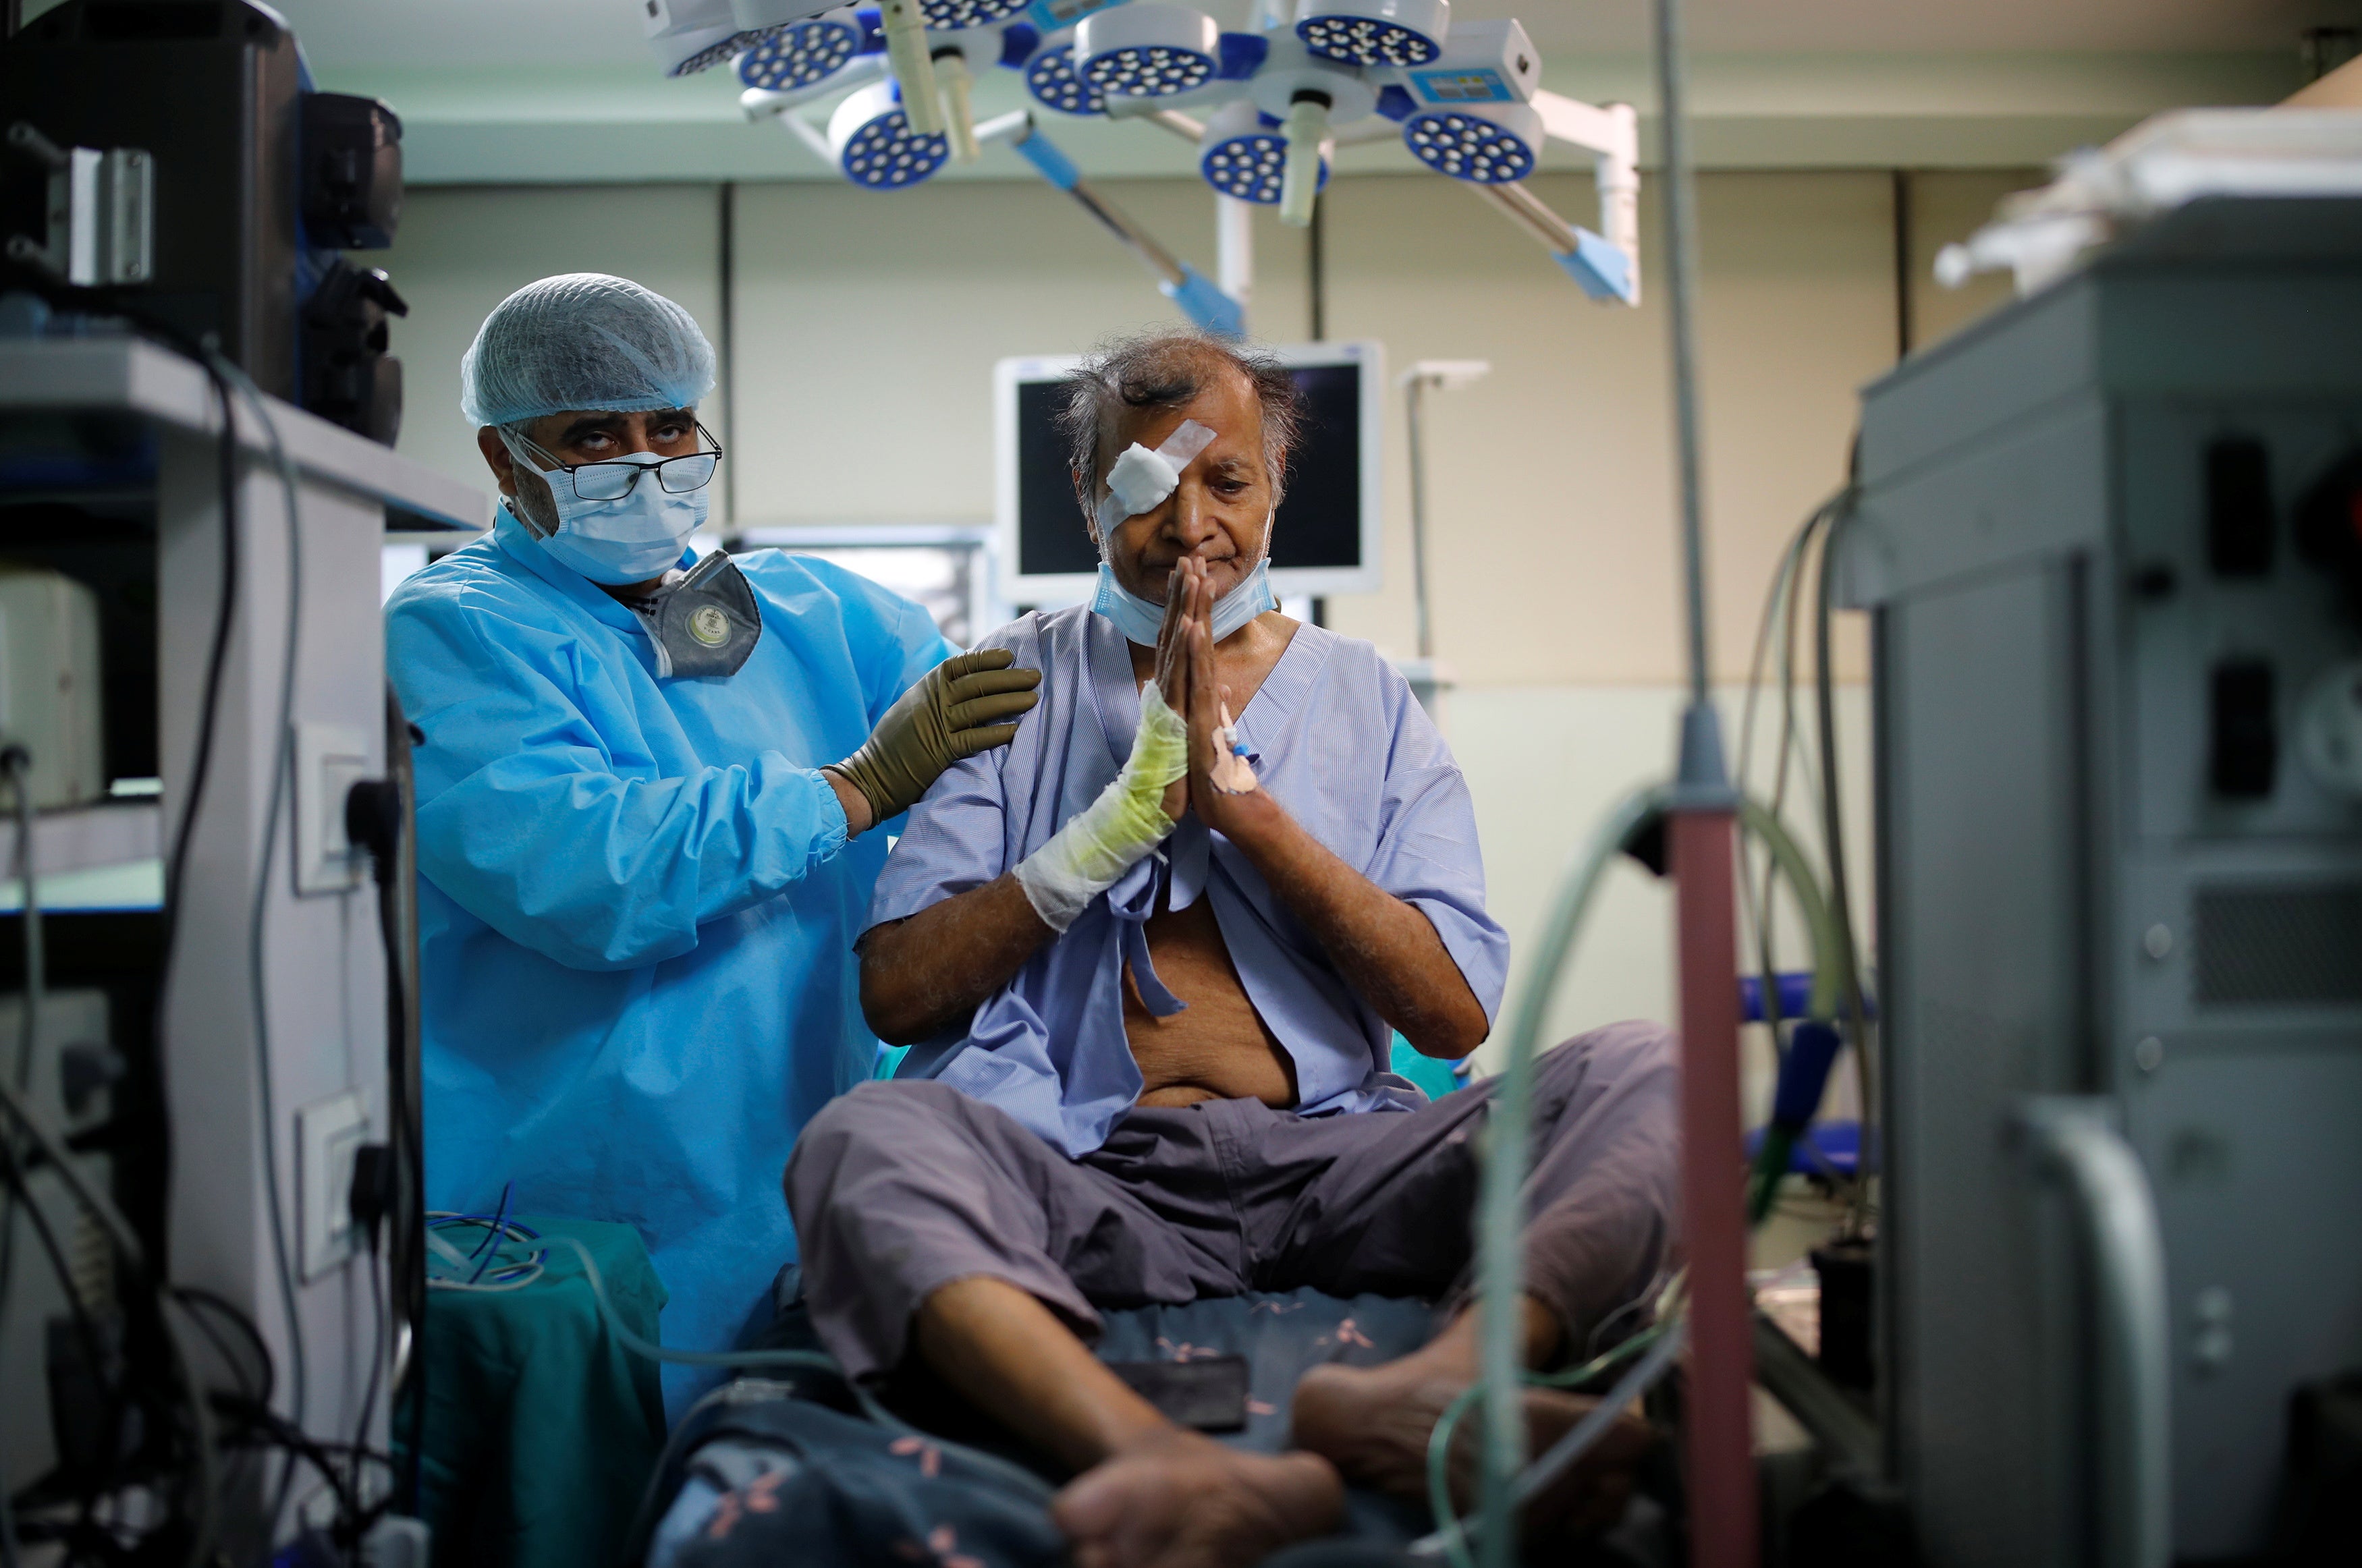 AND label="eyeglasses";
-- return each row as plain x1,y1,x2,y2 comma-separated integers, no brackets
519,422,725,502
